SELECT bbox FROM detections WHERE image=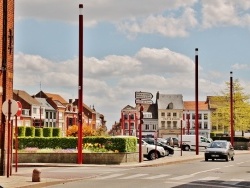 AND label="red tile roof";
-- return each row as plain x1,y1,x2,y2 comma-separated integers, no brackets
184,101,208,110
